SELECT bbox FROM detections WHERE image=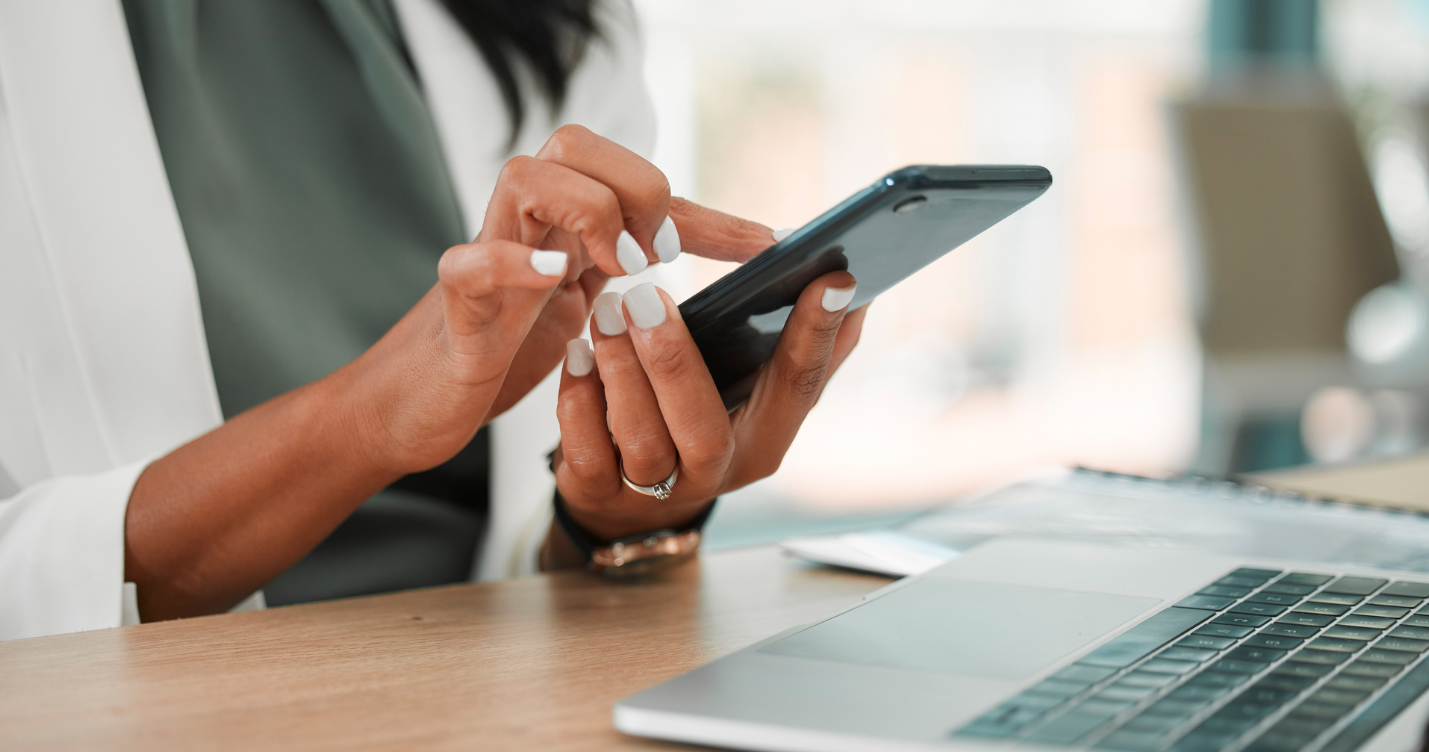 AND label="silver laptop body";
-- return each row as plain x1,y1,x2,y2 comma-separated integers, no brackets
616,539,1429,752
